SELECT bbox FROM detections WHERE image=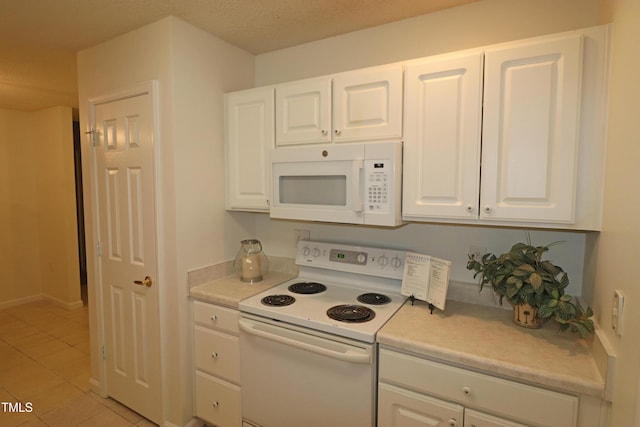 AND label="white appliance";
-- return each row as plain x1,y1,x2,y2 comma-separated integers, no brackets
239,240,407,427
269,141,403,226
